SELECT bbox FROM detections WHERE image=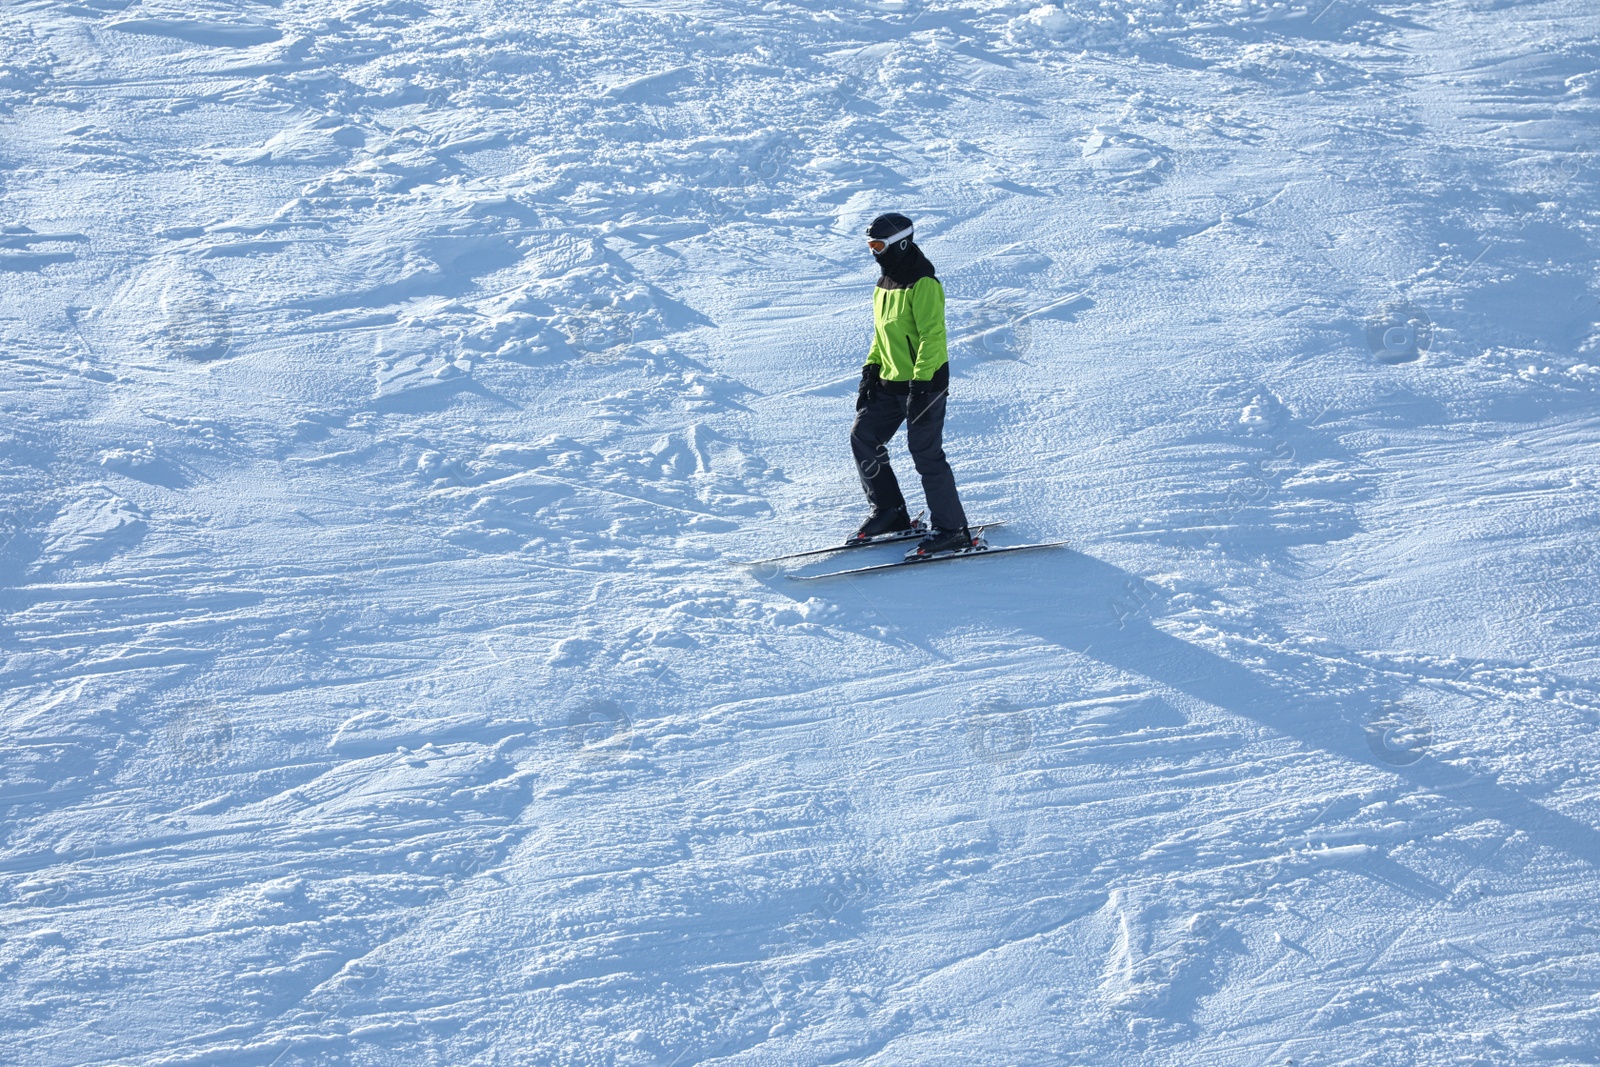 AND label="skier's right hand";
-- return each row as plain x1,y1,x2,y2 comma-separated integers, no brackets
856,364,880,411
